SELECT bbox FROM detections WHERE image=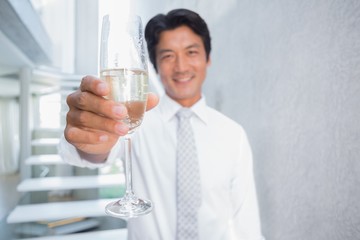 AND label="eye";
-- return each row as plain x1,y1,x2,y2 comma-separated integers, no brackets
188,49,199,56
160,53,174,61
